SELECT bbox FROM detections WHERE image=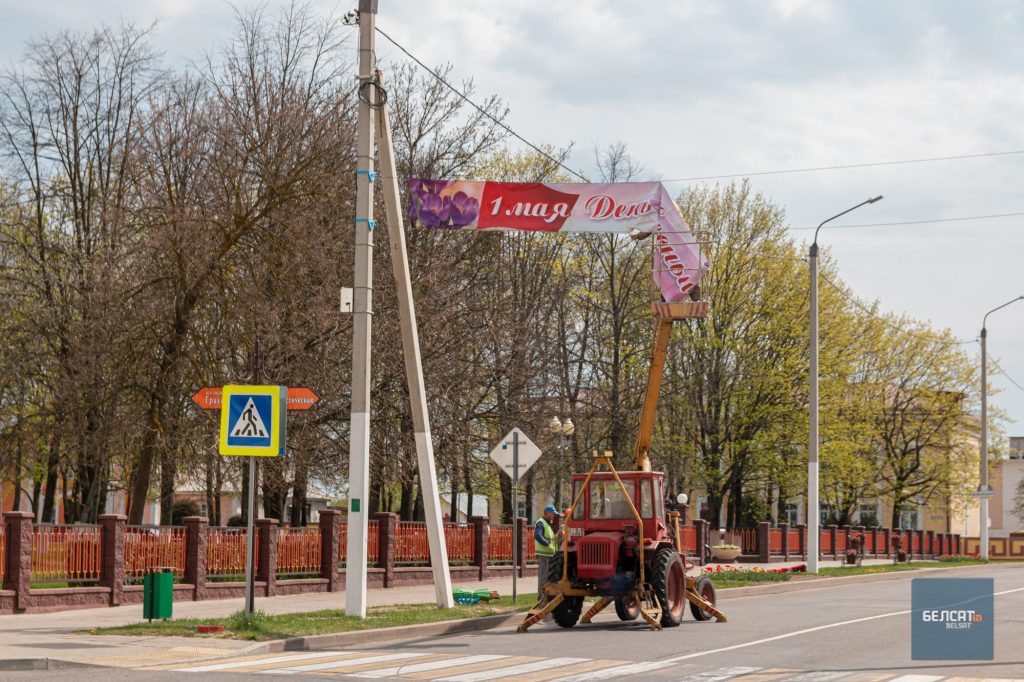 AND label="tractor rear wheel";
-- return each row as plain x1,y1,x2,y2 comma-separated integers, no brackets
689,575,717,621
651,548,685,627
548,552,583,628
614,594,640,621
